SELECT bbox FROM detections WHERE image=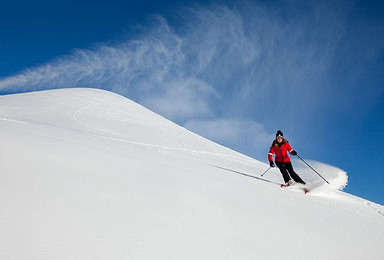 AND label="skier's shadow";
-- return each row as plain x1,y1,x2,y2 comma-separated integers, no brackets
210,165,278,184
